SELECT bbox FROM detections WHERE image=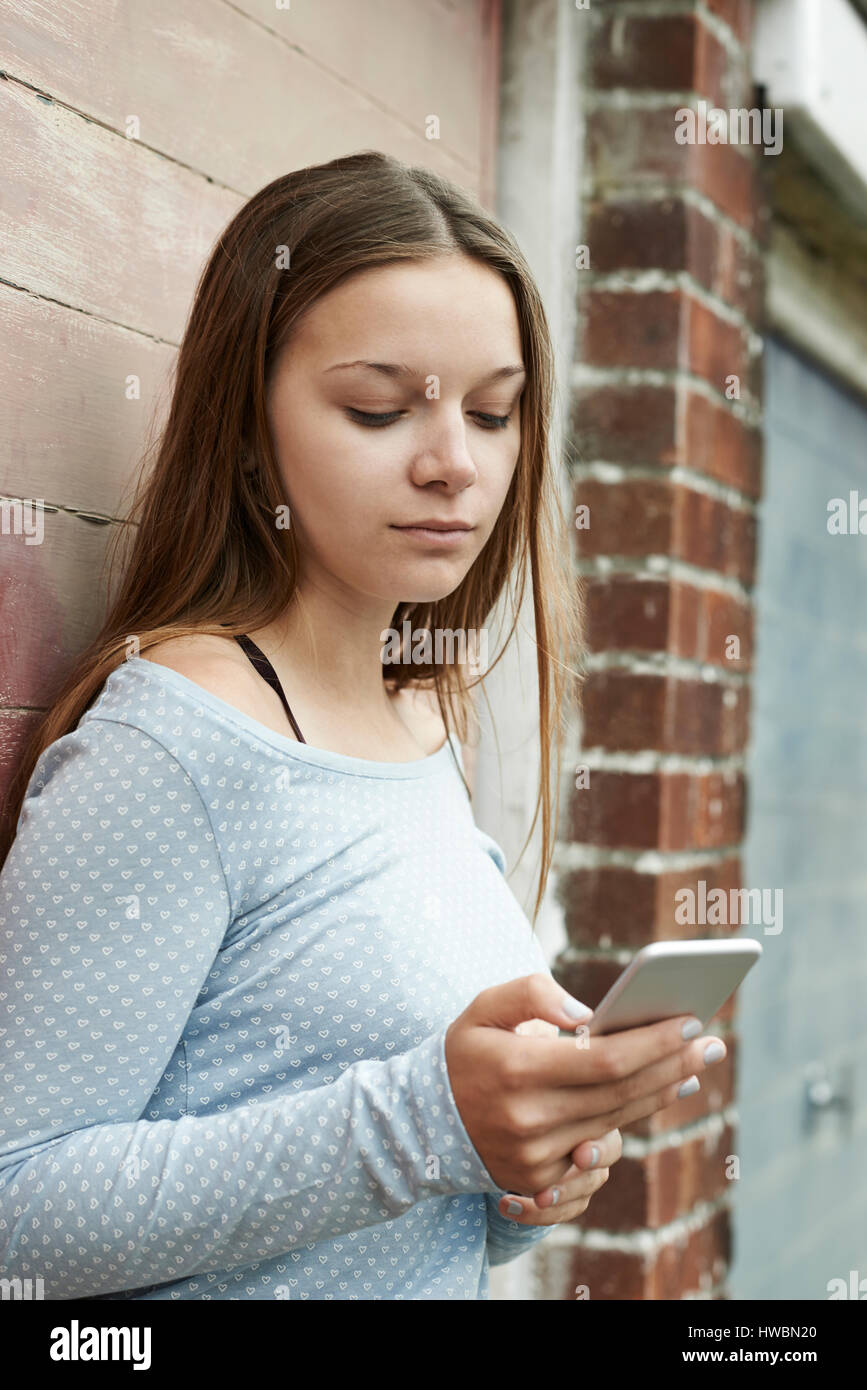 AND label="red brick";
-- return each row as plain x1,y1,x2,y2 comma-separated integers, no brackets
567,769,746,851
684,388,763,497
587,106,763,237
581,671,750,756
703,588,753,668
557,857,744,947
712,211,765,321
674,486,758,585
585,1121,737,1230
704,0,755,46
587,197,691,273
572,476,673,553
553,0,764,1298
573,383,678,466
581,671,667,750
535,1206,731,1299
590,15,735,111
691,769,746,849
652,1205,732,1298
584,289,681,370
555,953,625,1015
558,865,657,947
586,197,764,321
583,576,753,669
583,288,758,400
535,1236,645,1301
687,294,759,400
671,582,707,662
584,576,675,653
572,385,762,497
573,477,758,586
